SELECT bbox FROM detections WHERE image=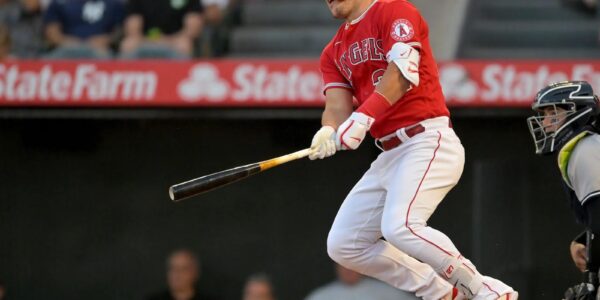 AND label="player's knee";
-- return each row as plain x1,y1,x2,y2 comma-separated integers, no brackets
327,230,365,265
326,231,350,263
